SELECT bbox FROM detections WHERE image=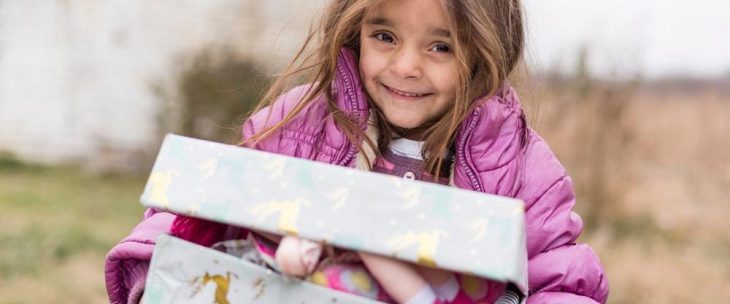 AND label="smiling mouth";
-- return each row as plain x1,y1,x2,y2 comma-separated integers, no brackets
382,84,432,98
